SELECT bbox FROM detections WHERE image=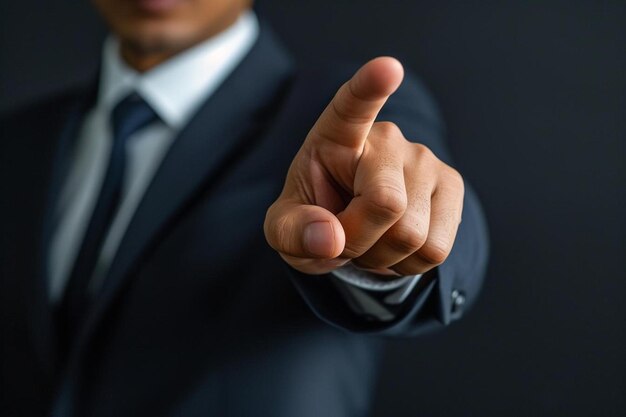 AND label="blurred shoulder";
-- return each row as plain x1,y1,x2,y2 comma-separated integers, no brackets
0,84,90,131
0,84,93,164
